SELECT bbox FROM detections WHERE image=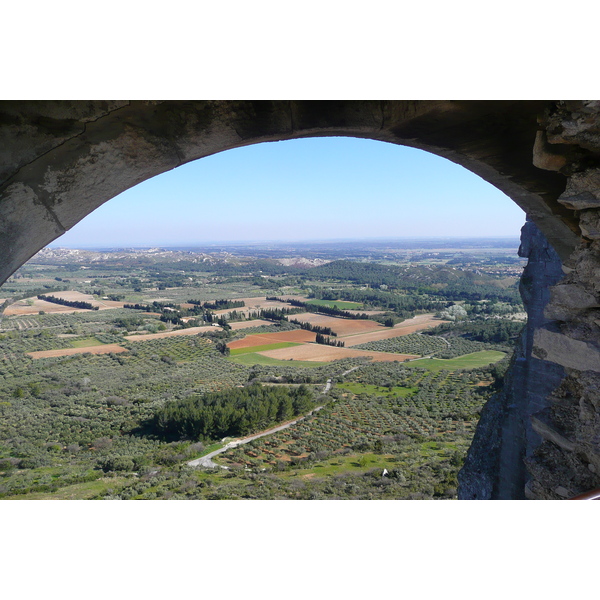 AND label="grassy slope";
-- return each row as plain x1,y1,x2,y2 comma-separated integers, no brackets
304,299,363,310
230,342,301,356
70,337,105,348
228,354,327,368
404,350,506,372
337,382,419,397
